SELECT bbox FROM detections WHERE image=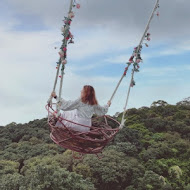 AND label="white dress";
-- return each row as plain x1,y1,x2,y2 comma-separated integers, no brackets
55,98,109,132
